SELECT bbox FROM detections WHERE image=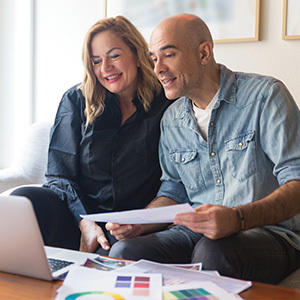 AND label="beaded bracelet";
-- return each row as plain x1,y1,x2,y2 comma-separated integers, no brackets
235,206,245,233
